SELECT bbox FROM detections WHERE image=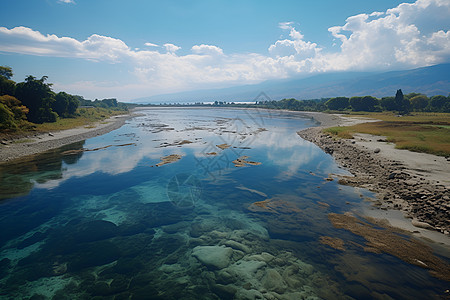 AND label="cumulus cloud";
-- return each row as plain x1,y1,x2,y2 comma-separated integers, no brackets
0,26,129,62
58,0,75,4
269,23,321,62
0,0,449,100
191,44,224,56
163,43,181,53
327,0,450,70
